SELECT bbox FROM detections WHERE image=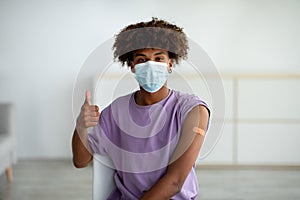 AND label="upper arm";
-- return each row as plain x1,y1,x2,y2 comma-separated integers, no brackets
166,105,209,187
